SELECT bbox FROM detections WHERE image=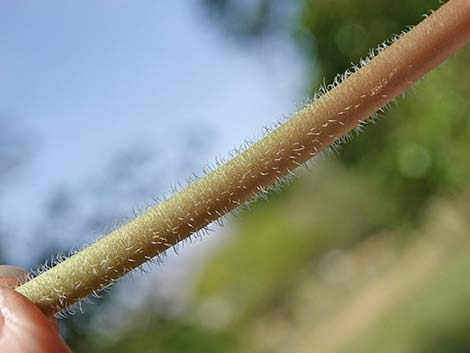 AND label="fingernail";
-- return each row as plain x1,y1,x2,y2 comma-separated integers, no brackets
0,265,27,279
